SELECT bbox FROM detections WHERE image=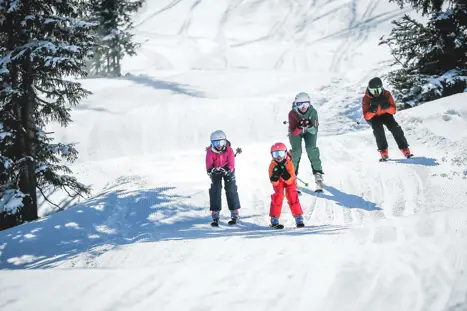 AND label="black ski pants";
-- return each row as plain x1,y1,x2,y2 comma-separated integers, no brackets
209,170,241,212
367,113,409,151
